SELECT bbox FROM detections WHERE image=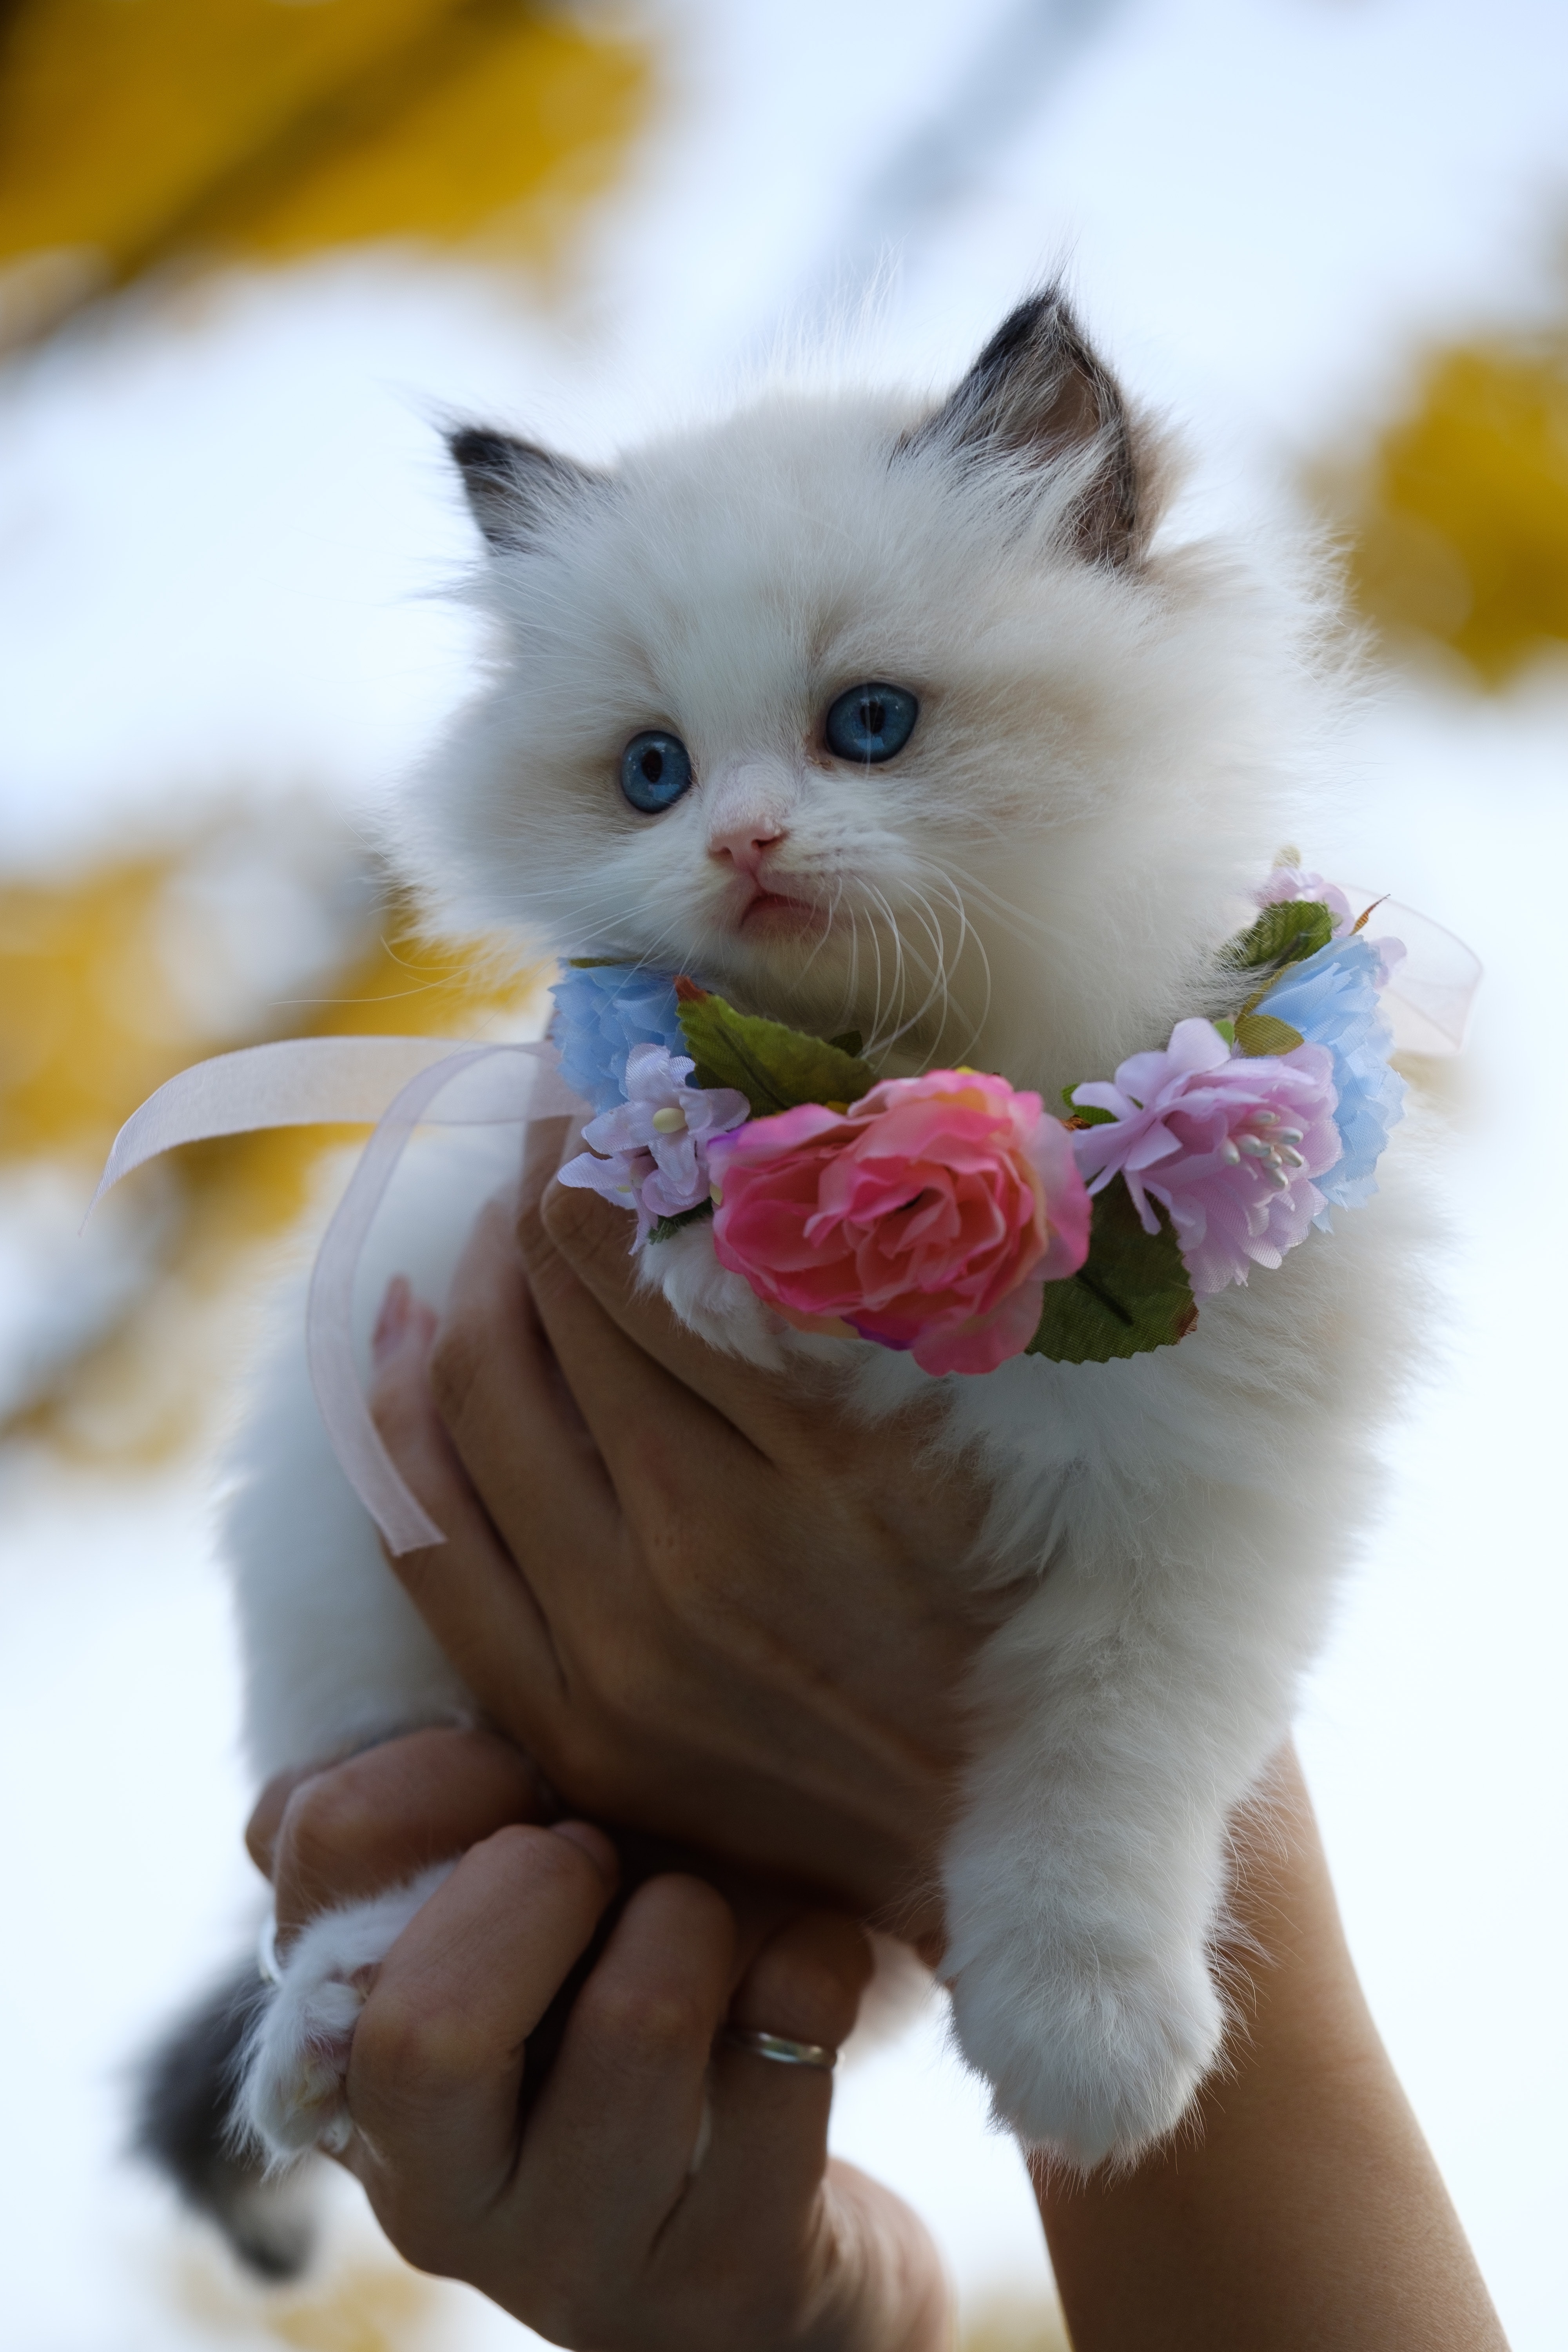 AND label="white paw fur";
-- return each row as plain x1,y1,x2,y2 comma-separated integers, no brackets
639,1216,790,1363
948,1926,1223,2164
239,1866,452,2163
